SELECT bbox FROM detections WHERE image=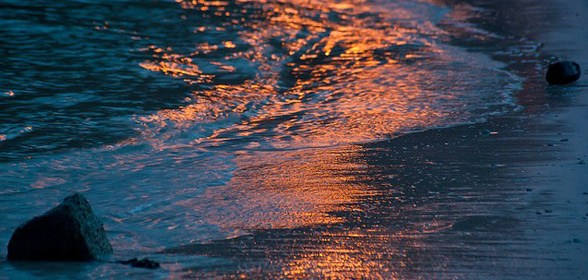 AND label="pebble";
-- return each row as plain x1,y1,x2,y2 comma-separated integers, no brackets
546,61,581,85
118,258,160,269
